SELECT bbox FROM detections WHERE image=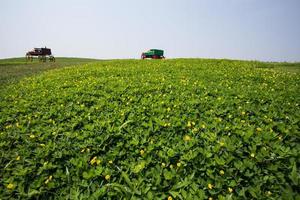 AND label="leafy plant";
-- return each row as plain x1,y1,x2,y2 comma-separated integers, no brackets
0,59,299,199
